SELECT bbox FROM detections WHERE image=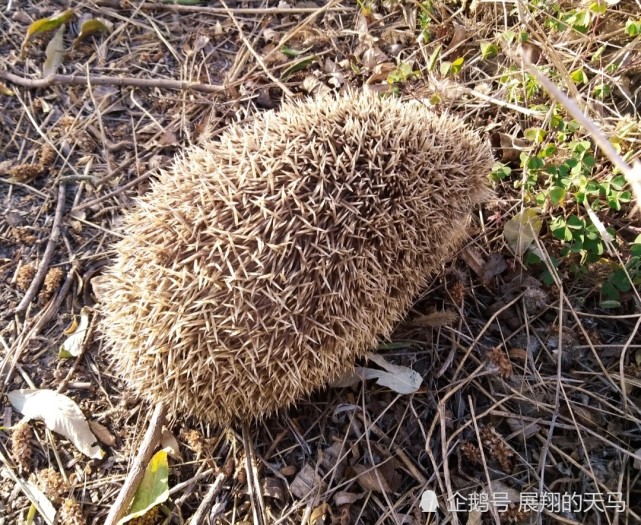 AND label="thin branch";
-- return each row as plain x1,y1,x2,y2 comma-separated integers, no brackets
187,472,227,525
242,423,267,525
0,70,225,94
14,183,66,315
123,1,350,15
219,0,293,97
104,403,168,525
